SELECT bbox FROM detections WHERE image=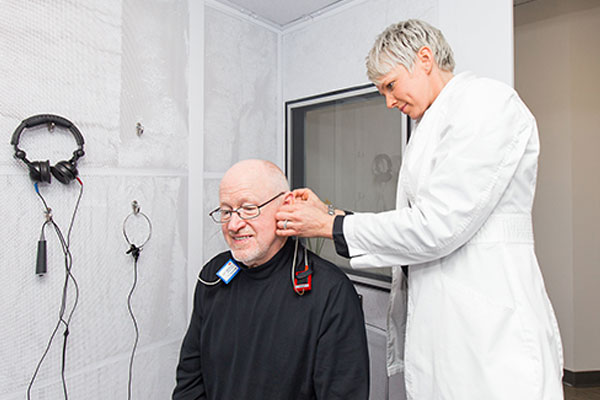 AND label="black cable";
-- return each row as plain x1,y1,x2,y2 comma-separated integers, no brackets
27,313,63,399
126,245,140,400
50,219,78,400
122,203,151,400
27,179,83,399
